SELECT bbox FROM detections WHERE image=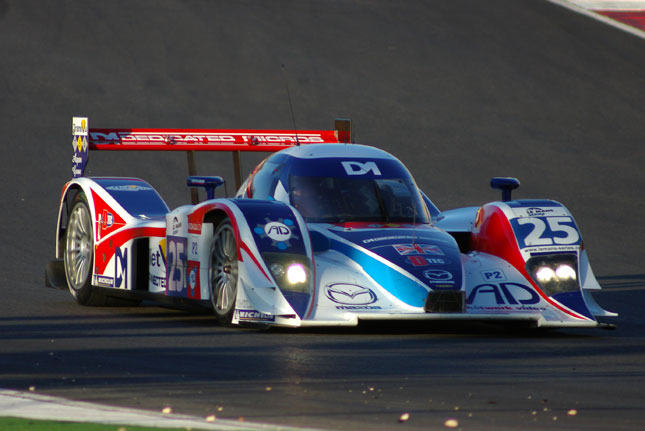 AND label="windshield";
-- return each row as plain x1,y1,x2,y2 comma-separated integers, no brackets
289,175,429,223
